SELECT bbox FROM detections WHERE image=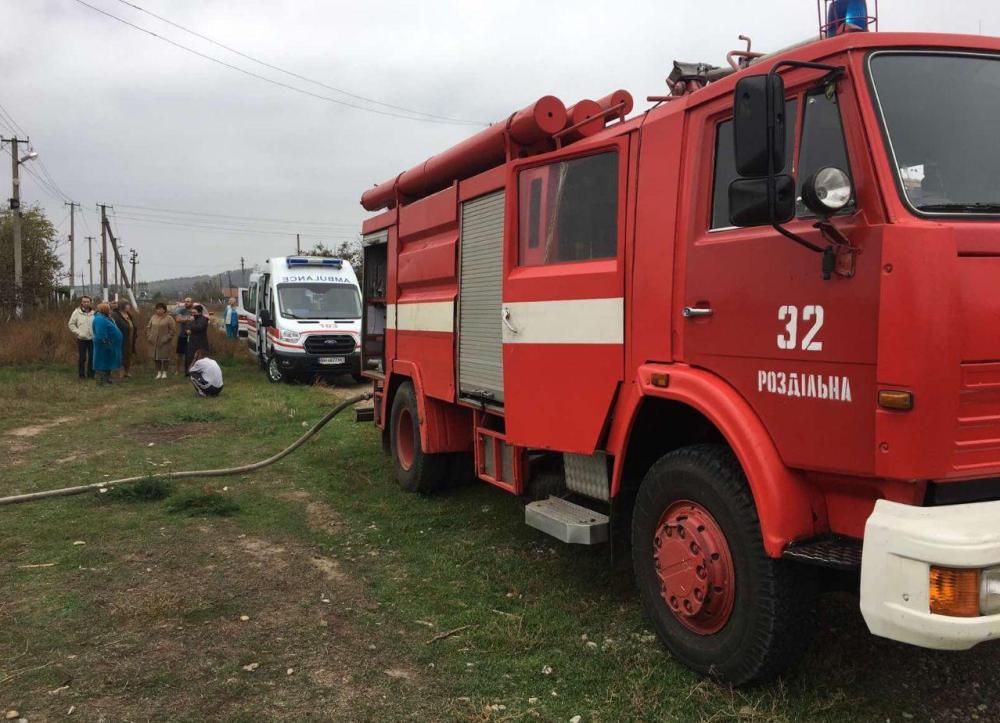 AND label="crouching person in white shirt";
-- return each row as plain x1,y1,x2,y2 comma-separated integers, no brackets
188,349,224,397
